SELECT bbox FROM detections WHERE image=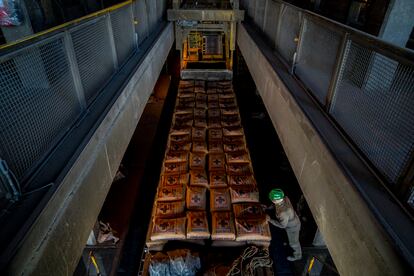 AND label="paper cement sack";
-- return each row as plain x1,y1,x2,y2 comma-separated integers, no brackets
210,188,231,211
151,217,186,241
211,212,236,240
186,211,210,239
186,186,207,210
